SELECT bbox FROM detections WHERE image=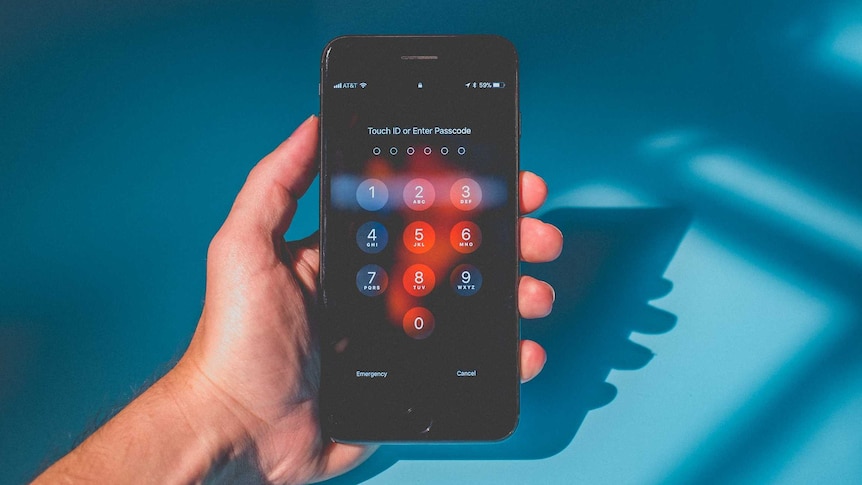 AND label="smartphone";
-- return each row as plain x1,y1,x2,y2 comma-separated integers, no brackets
319,35,519,442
